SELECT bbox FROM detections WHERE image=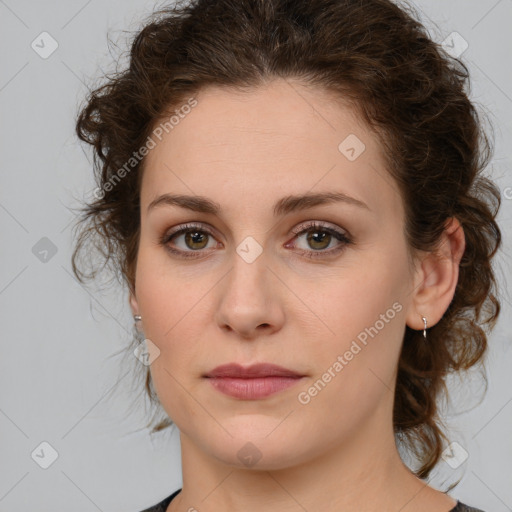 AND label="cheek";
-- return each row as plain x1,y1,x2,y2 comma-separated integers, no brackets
292,288,405,435
133,253,188,375
293,248,408,396
133,246,216,405
134,244,202,339
297,254,405,347
136,274,202,423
